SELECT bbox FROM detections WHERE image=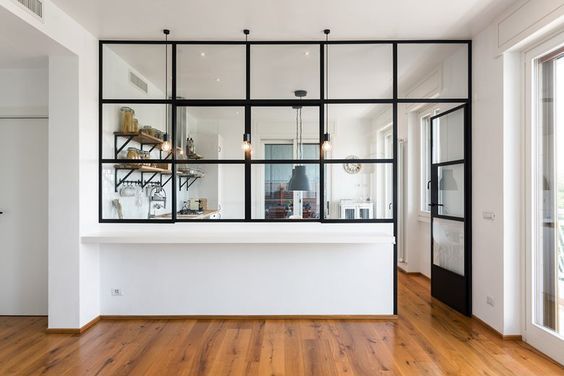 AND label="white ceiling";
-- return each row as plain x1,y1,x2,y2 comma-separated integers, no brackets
51,0,517,40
